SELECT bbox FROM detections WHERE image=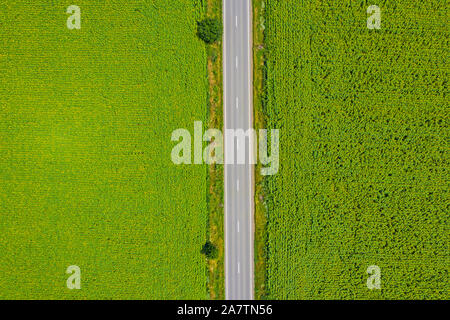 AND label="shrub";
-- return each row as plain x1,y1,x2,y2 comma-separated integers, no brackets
197,18,222,44
201,241,218,259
